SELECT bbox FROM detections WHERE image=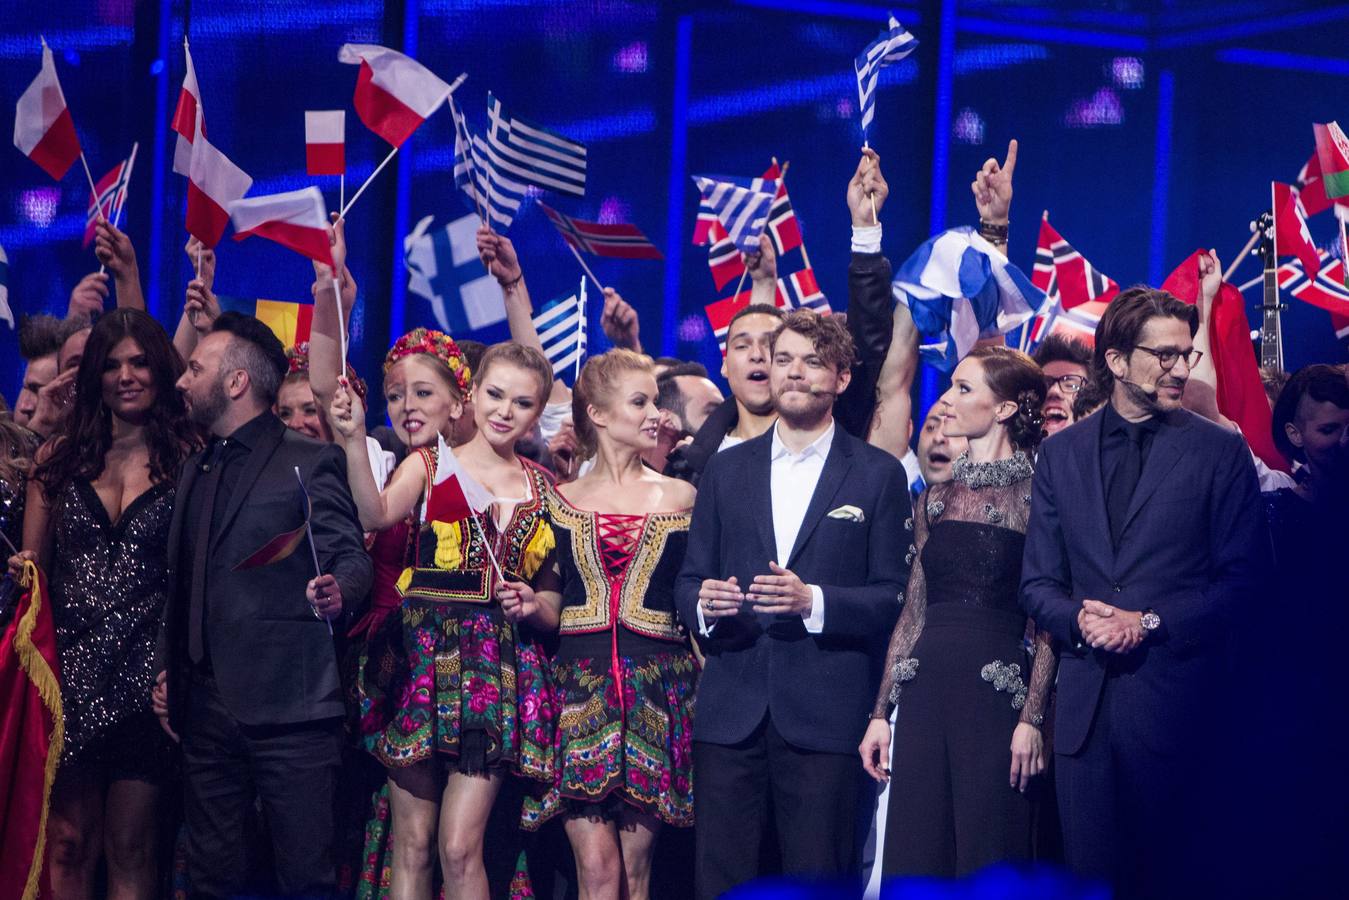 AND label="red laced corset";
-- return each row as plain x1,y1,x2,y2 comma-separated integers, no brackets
596,513,646,716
